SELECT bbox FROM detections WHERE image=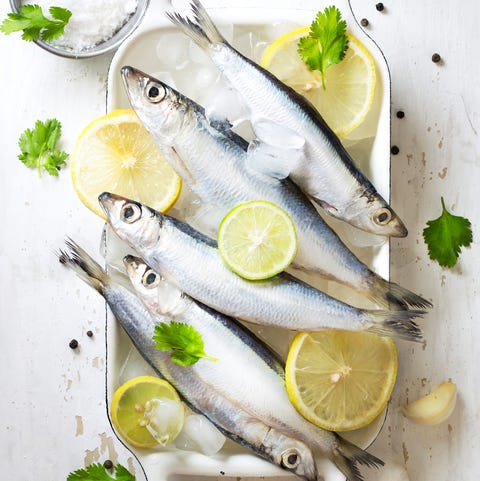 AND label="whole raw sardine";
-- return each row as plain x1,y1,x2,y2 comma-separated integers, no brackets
167,0,407,238
121,66,431,310
59,240,384,481
99,192,424,341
